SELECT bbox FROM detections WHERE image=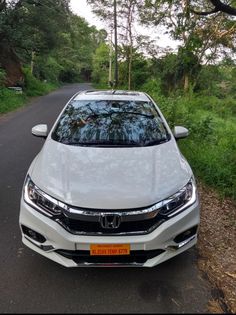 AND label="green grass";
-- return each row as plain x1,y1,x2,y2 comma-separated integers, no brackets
0,88,27,114
0,81,58,114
